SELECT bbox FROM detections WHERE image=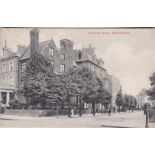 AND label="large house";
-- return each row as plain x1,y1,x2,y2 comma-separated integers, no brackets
0,28,111,107
75,45,110,91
